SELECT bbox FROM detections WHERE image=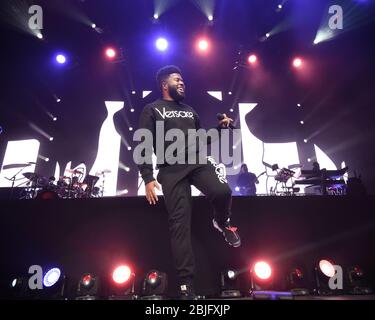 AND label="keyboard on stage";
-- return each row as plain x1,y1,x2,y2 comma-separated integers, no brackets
295,167,348,195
